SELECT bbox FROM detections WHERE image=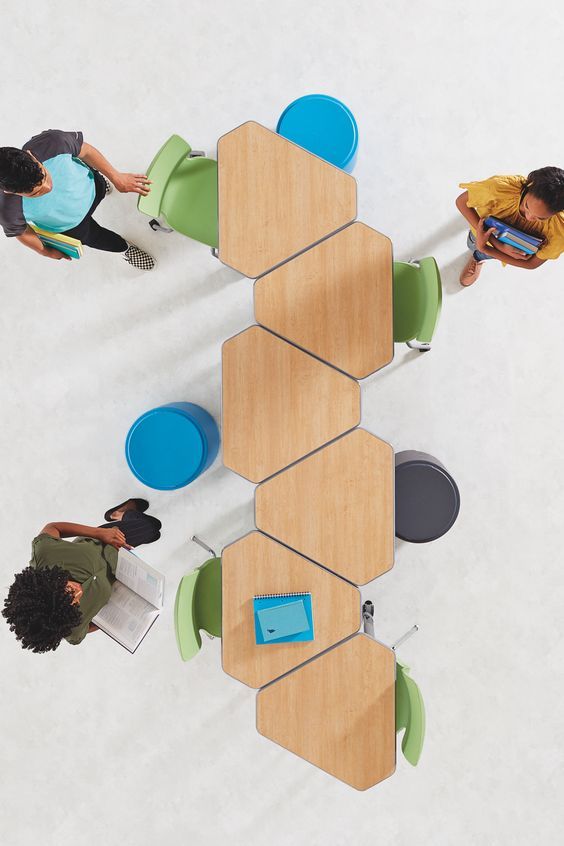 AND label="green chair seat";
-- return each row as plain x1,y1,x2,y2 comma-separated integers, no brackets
393,257,442,347
138,134,219,248
174,557,222,661
395,661,425,766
